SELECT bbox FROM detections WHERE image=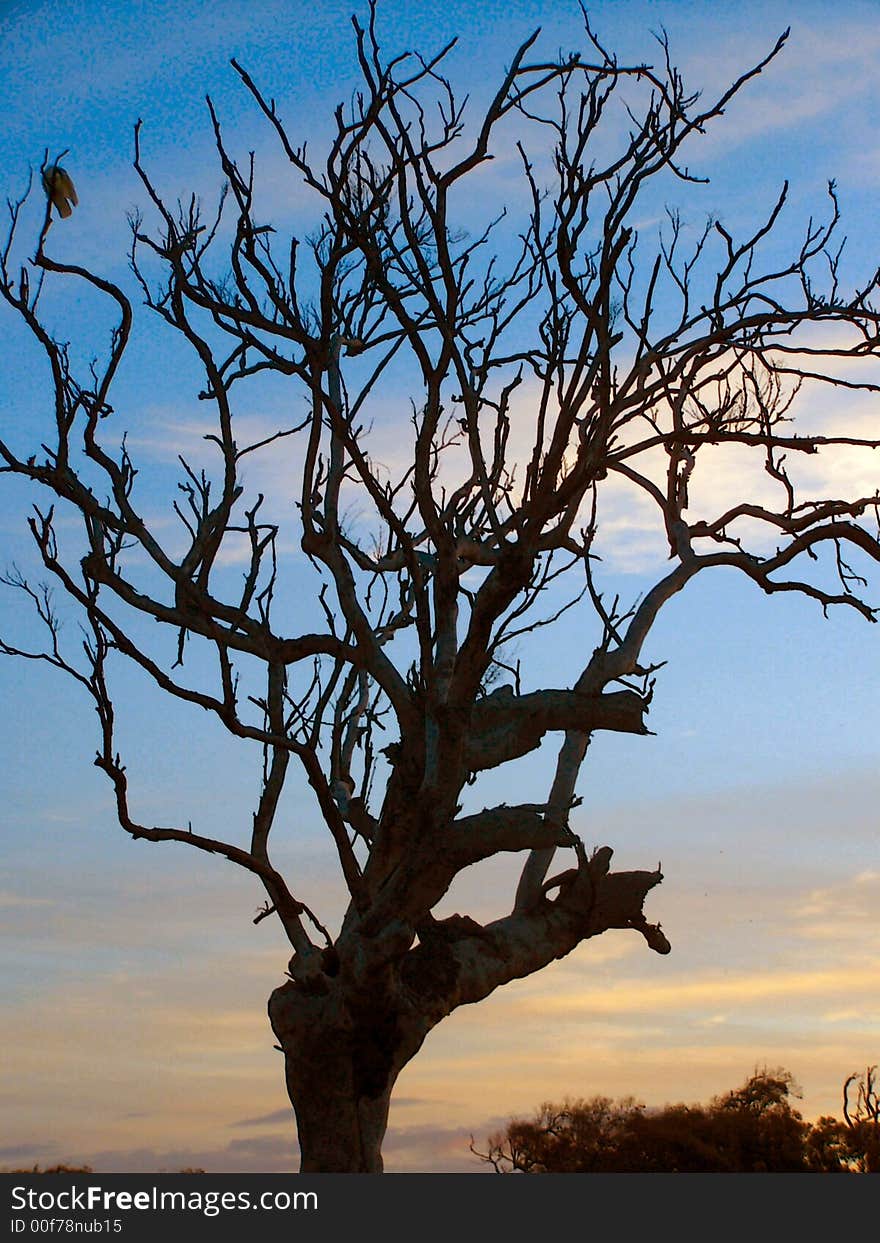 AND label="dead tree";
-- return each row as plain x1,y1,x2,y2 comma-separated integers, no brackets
843,1066,880,1172
2,8,879,1171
